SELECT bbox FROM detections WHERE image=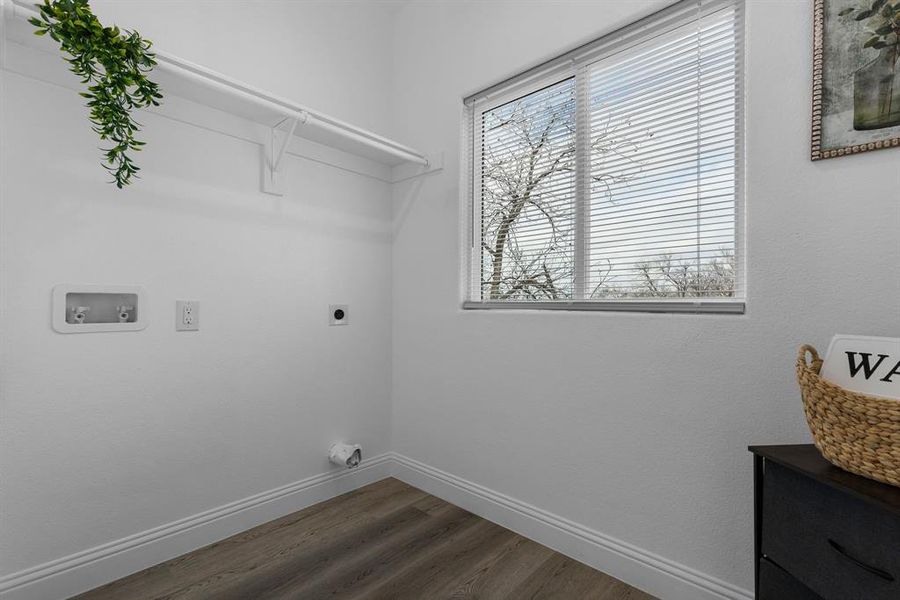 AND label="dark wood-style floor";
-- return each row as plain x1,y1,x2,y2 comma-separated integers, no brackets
74,478,657,600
